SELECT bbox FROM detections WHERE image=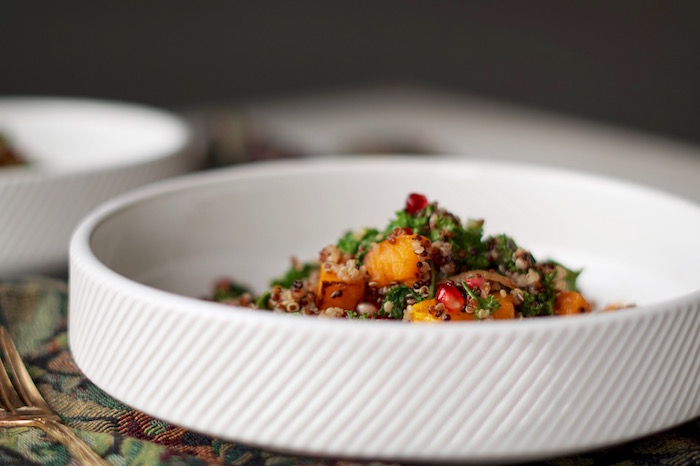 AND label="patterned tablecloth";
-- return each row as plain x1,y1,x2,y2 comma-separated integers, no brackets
0,277,698,466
